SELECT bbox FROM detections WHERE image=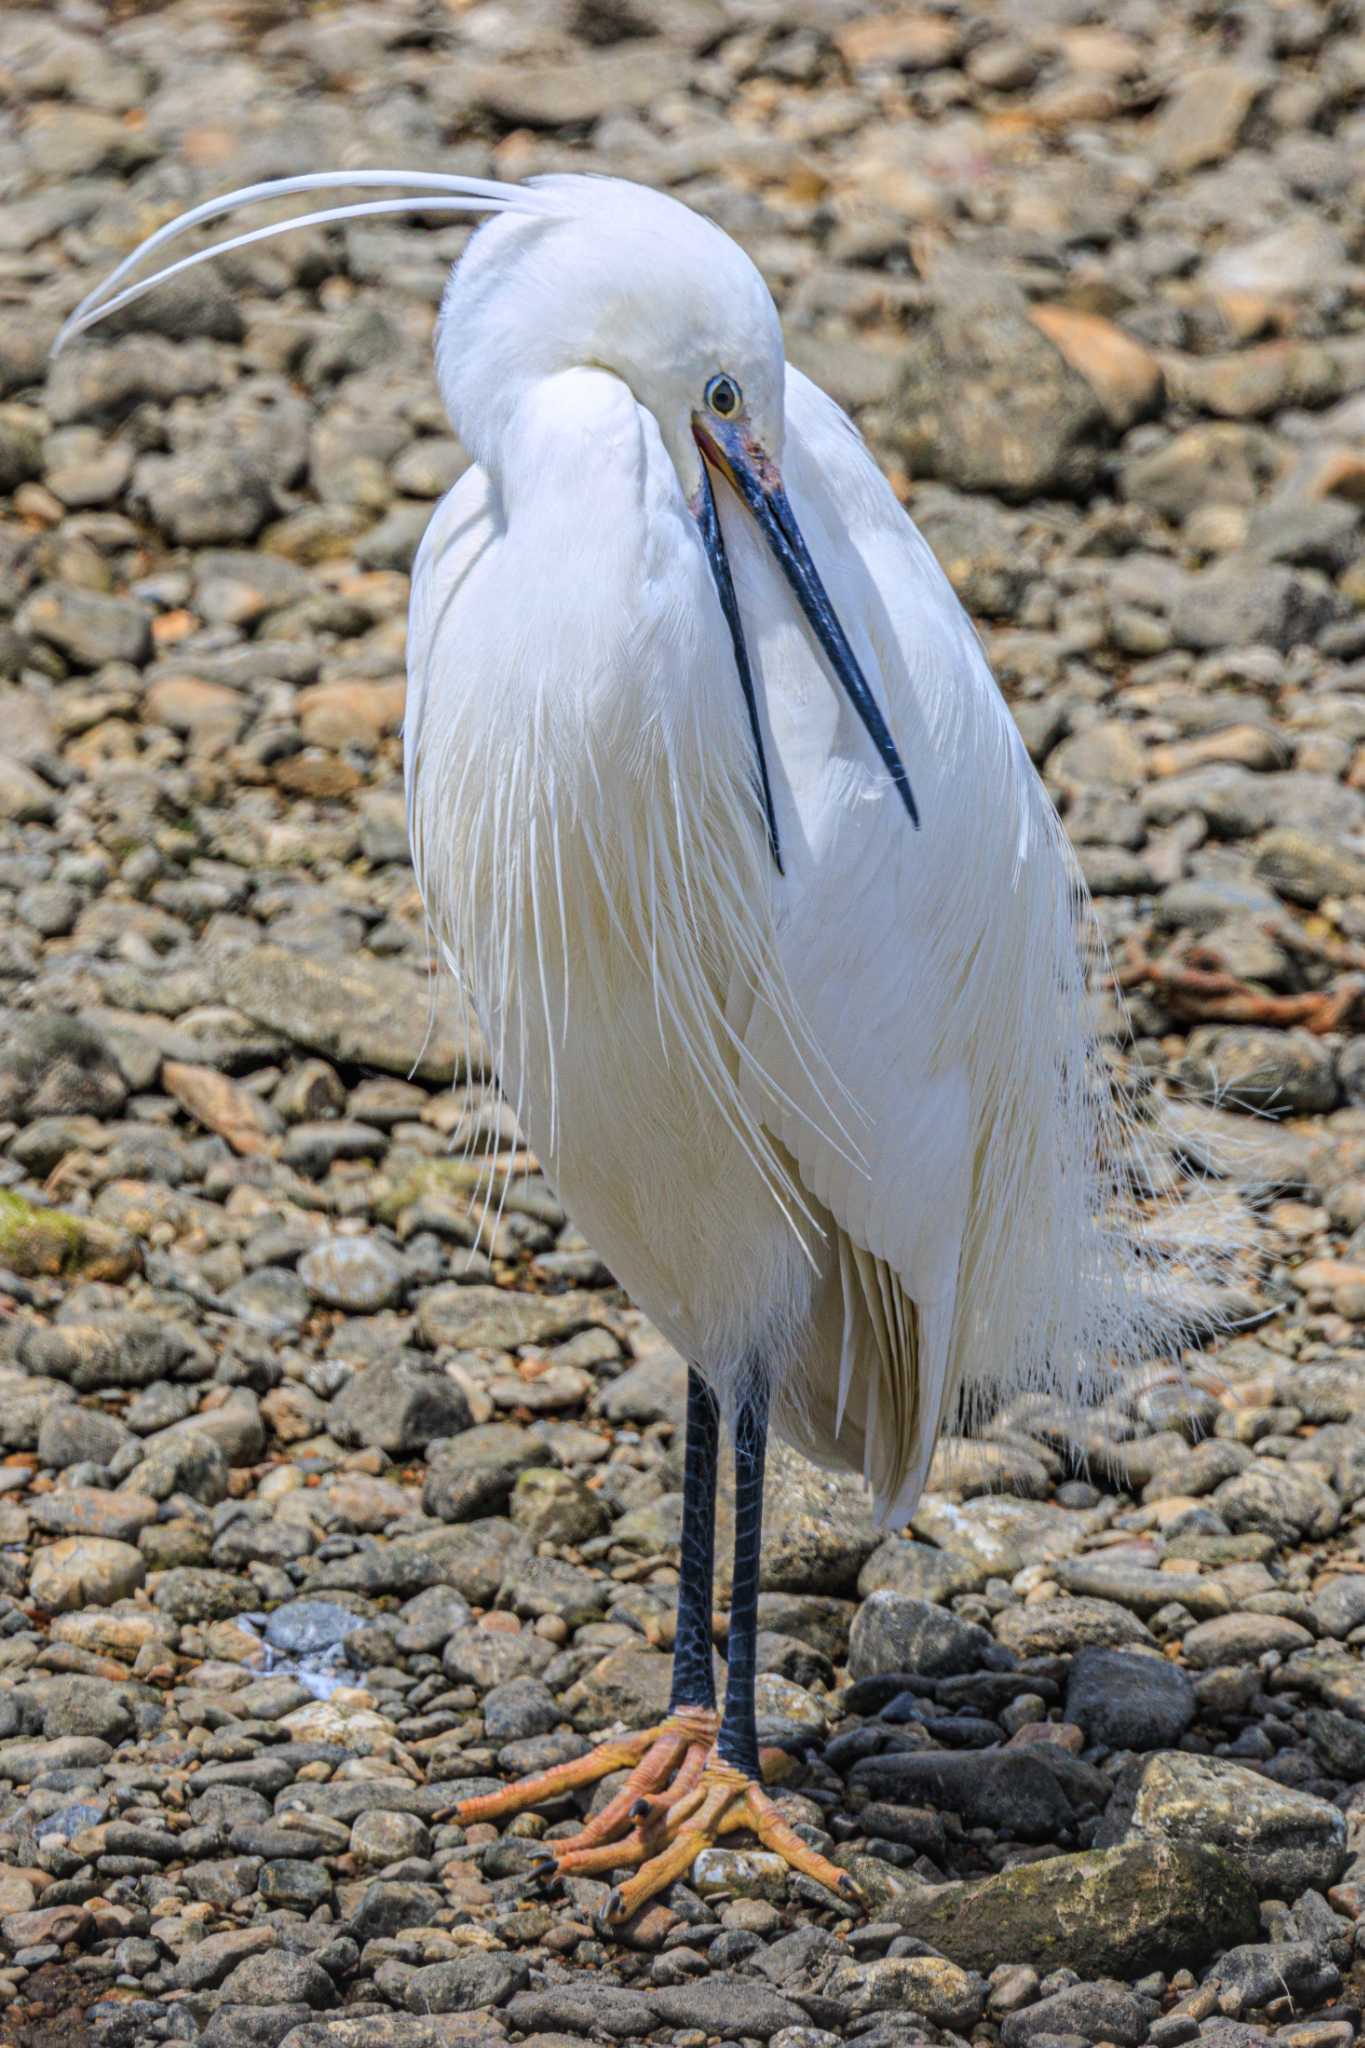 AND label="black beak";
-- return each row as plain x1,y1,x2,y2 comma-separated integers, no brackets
690,457,785,872
693,413,919,845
